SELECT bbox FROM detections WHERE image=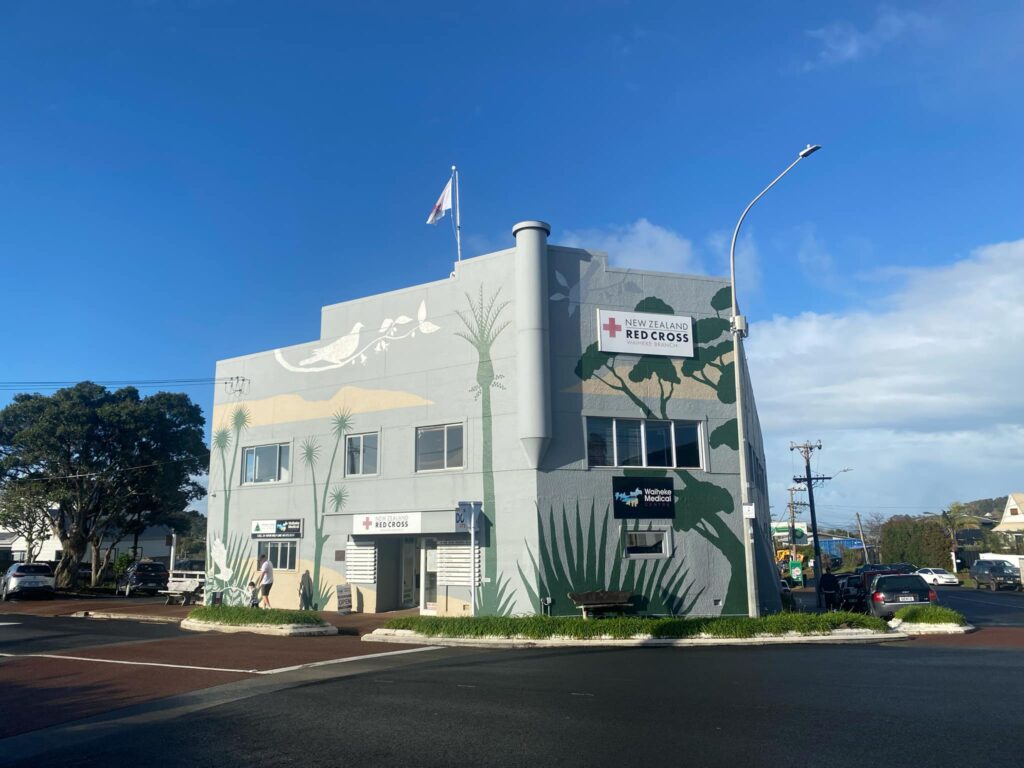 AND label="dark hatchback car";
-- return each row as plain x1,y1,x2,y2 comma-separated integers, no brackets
970,561,1022,592
868,574,937,619
117,561,169,597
